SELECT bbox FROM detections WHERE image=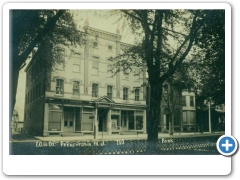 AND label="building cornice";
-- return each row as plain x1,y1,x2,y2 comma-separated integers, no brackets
84,26,121,42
